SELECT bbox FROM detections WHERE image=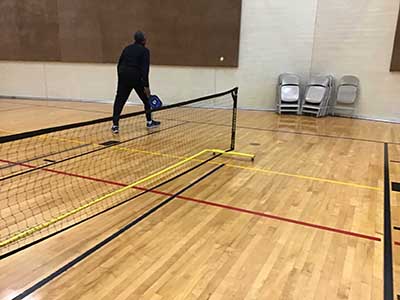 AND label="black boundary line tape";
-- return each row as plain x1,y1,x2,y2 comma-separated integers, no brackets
394,226,400,231
0,144,89,171
0,106,33,113
0,122,187,183
162,117,400,145
391,160,400,164
11,164,225,300
0,88,237,144
384,143,394,300
0,154,221,260
392,182,400,192
99,140,120,146
0,98,119,115
43,159,57,163
239,126,400,145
